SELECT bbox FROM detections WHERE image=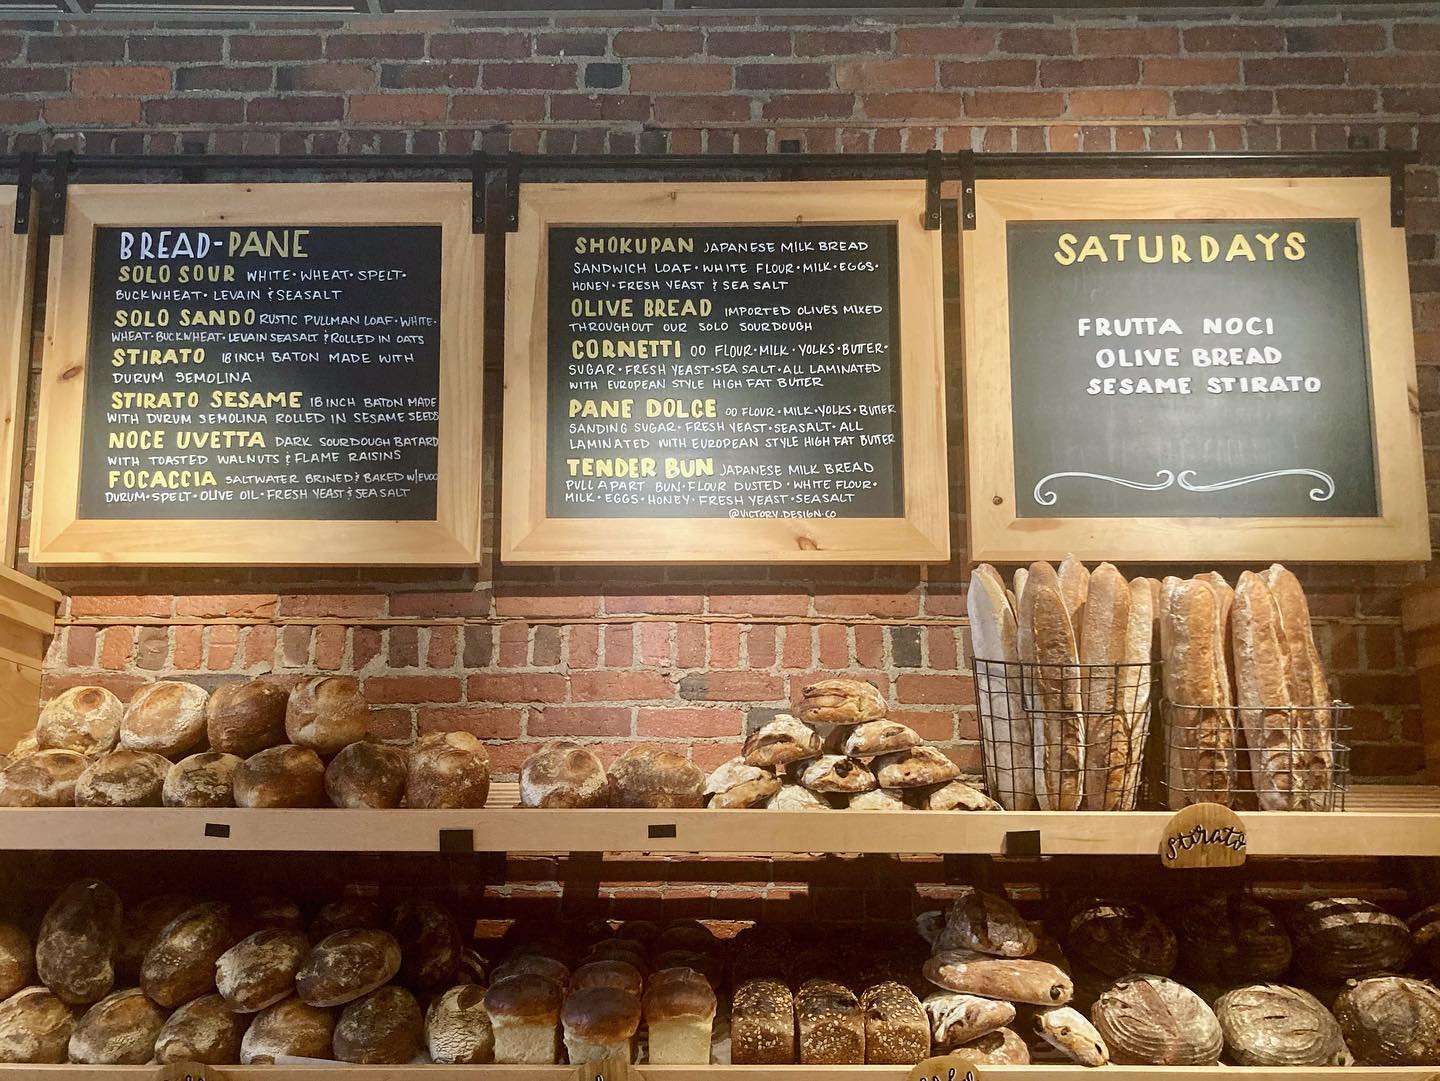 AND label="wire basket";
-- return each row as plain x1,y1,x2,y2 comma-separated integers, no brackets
1152,700,1351,812
974,658,1160,812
